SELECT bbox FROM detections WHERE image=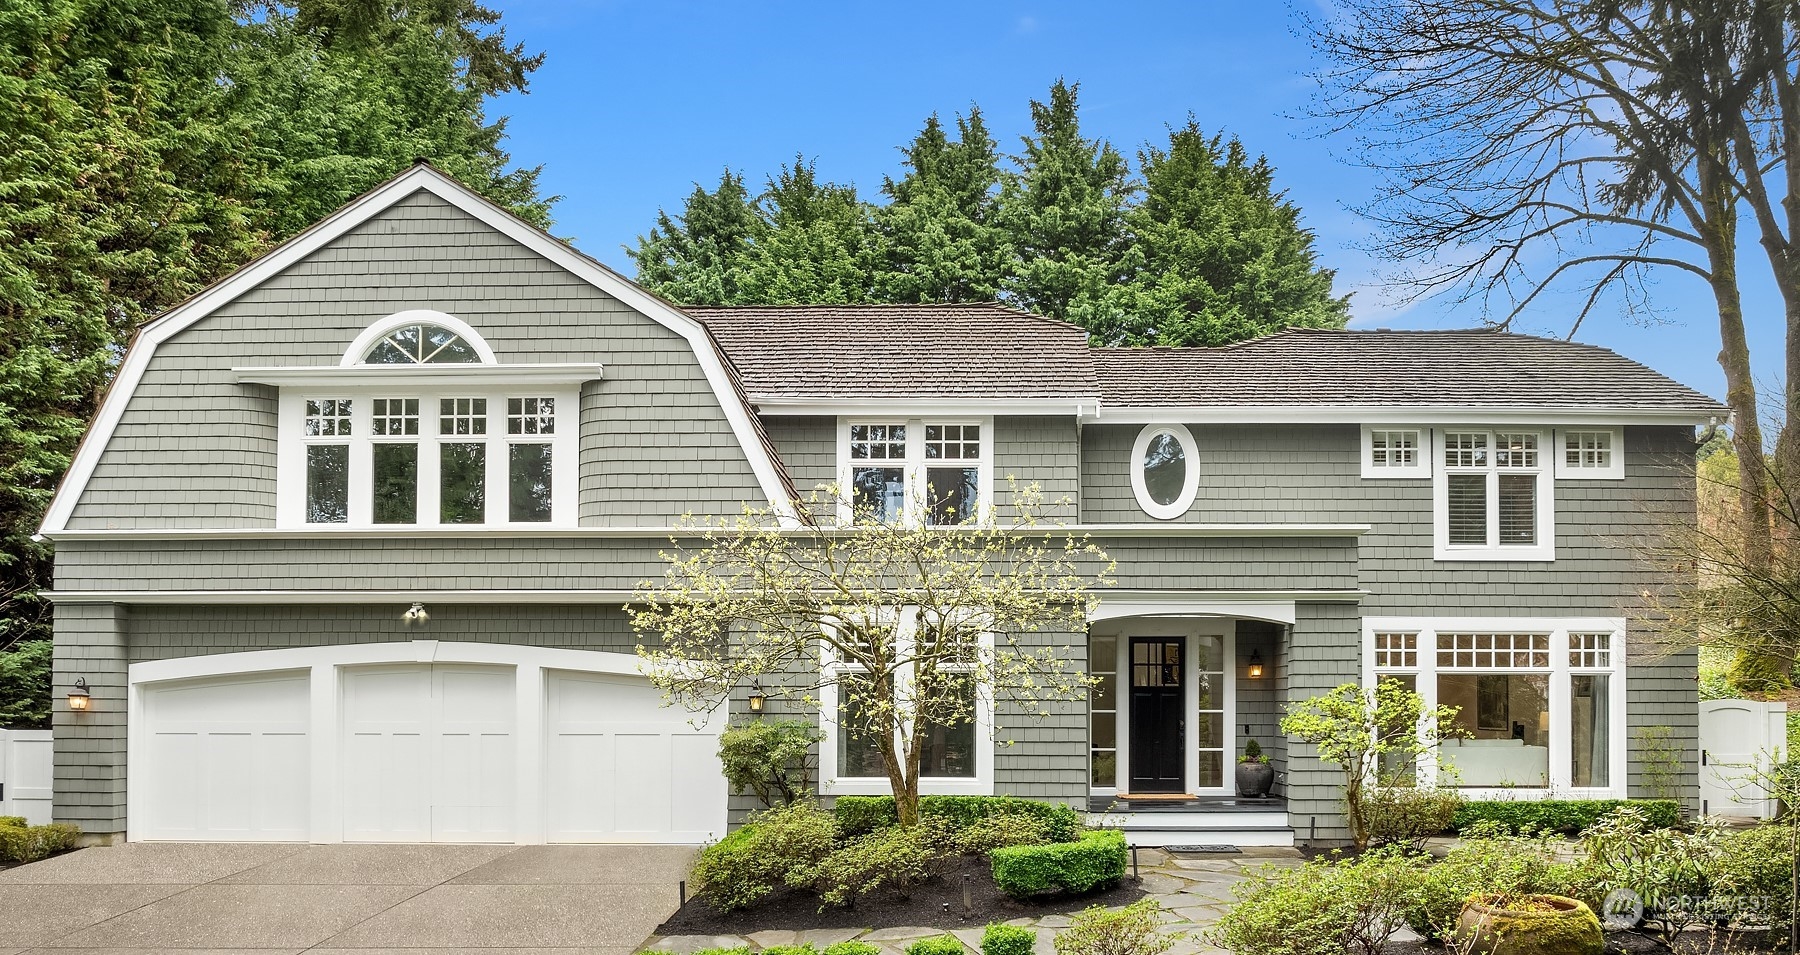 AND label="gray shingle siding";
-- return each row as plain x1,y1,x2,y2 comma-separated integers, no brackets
51,603,129,834
66,189,765,531
995,416,1081,522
